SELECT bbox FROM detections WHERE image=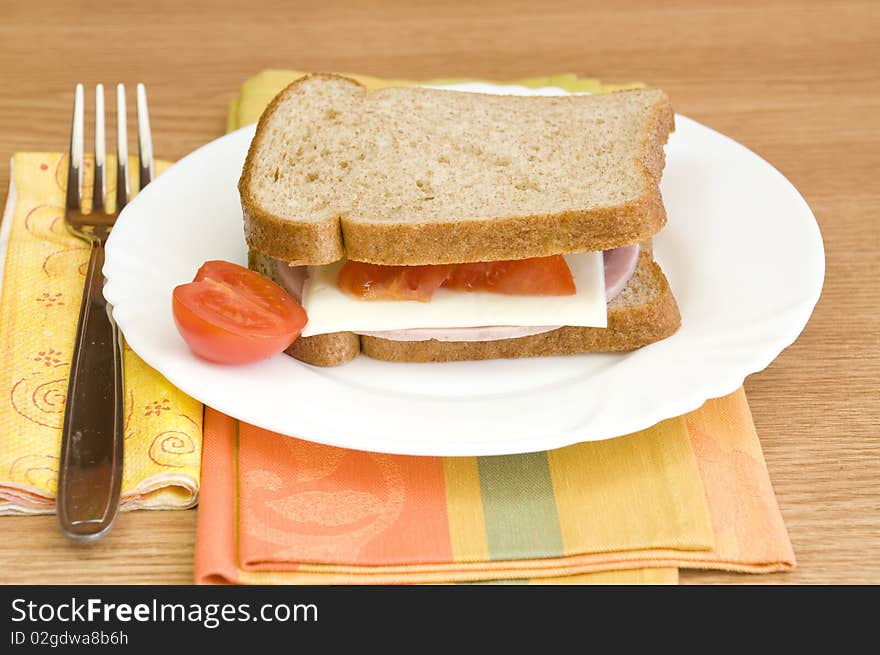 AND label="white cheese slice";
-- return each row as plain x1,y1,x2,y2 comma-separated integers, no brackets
299,252,607,337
